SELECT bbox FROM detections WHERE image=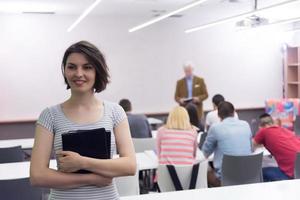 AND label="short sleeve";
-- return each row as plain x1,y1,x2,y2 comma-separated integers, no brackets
36,108,54,134
112,104,127,128
254,129,265,145
205,112,212,126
